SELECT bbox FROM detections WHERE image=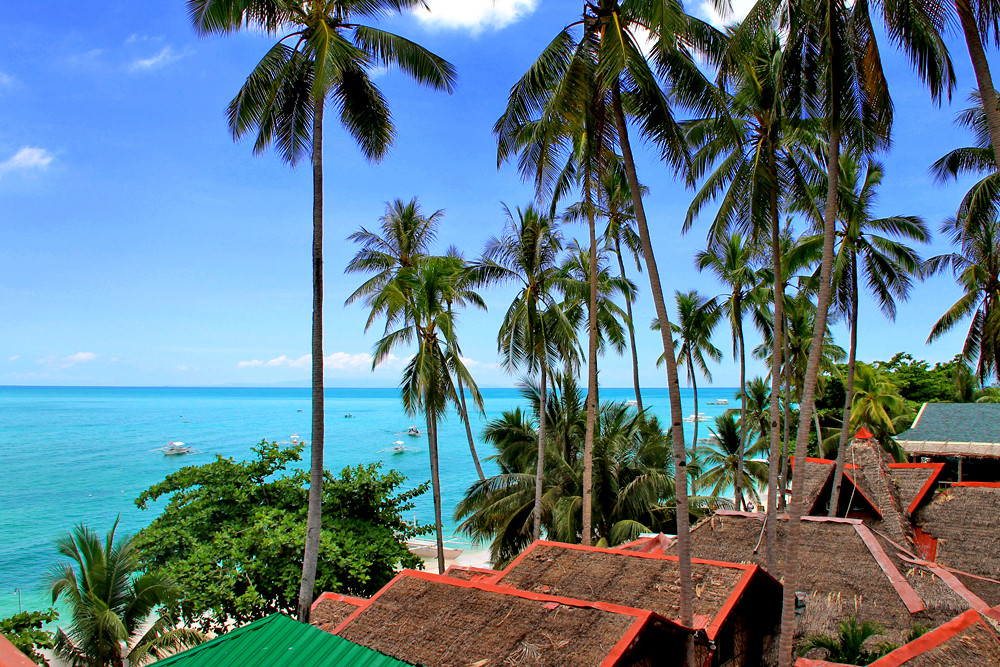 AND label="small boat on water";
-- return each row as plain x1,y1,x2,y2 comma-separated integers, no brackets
707,399,729,406
290,433,300,444
392,441,406,454
407,426,421,436
626,399,638,406
155,441,196,456
683,413,711,423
